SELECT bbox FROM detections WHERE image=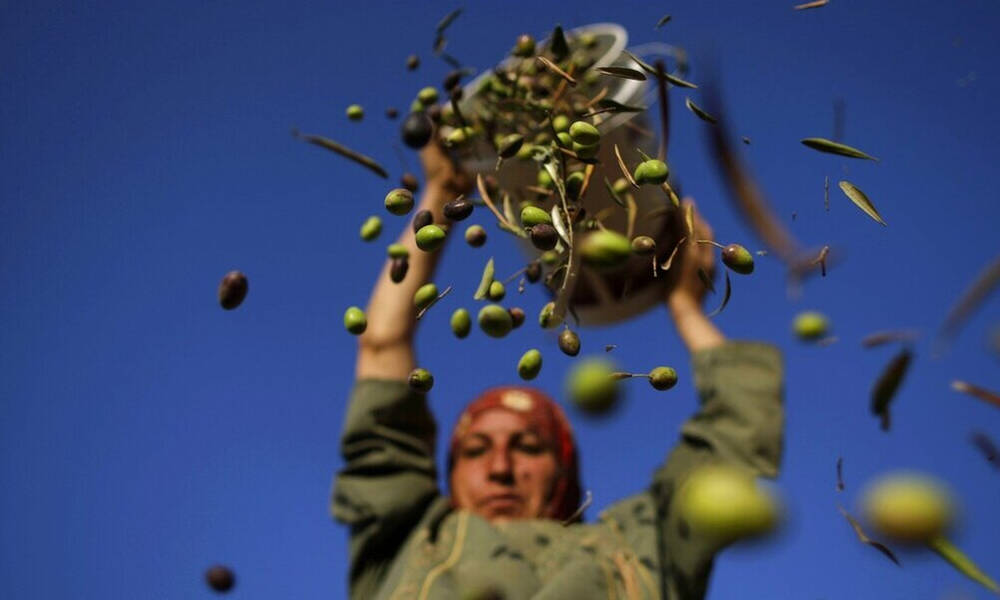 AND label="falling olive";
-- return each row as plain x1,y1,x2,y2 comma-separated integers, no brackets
648,366,678,390
558,329,581,356
416,224,446,252
538,301,562,329
530,223,558,250
451,308,471,339
465,224,487,247
385,107,399,120
512,34,536,57
487,280,506,301
387,243,409,259
862,472,955,544
721,243,754,275
346,104,364,121
634,159,669,185
414,283,438,310
343,306,367,335
385,188,415,216
525,260,542,283
478,304,513,338
205,565,235,593
360,216,382,241
408,368,434,392
579,230,632,269
508,307,525,329
406,54,419,70
569,121,600,146
631,236,656,256
400,172,419,193
389,257,409,283
793,311,830,341
444,198,474,221
218,271,248,310
520,205,552,228
401,111,433,149
517,349,543,380
676,465,780,545
566,358,620,415
417,86,439,106
412,209,433,234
